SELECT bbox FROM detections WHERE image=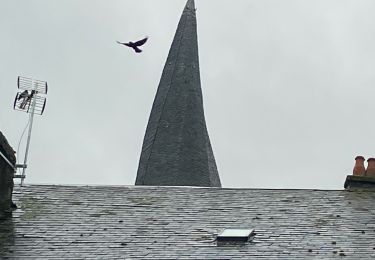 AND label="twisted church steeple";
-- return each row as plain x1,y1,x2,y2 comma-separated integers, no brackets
135,0,221,187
